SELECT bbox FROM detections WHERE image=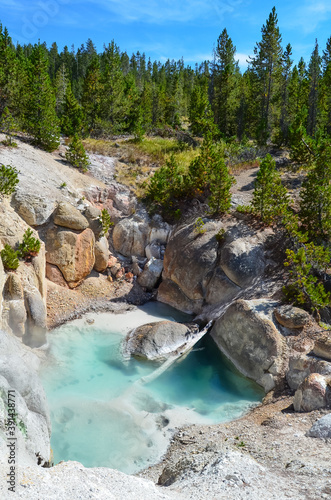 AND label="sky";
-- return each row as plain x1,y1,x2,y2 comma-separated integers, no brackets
1,0,331,71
